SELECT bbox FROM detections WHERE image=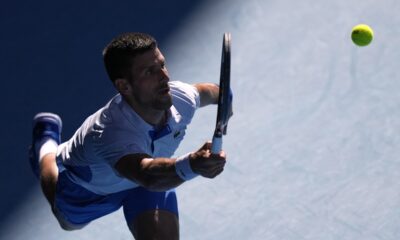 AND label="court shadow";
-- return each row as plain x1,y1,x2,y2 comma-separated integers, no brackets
0,0,205,232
